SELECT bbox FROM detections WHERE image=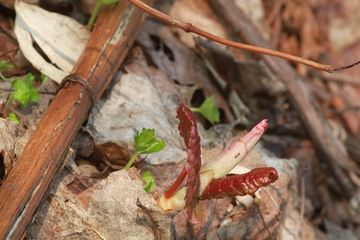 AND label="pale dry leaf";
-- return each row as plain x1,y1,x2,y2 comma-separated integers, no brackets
0,119,31,176
27,169,171,239
14,1,89,83
87,63,186,165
